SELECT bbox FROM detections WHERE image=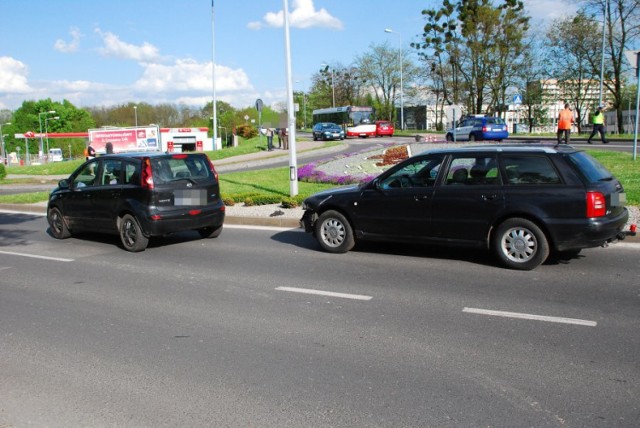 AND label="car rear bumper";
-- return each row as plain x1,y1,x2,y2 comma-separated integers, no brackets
548,208,629,250
141,204,226,236
482,131,509,140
